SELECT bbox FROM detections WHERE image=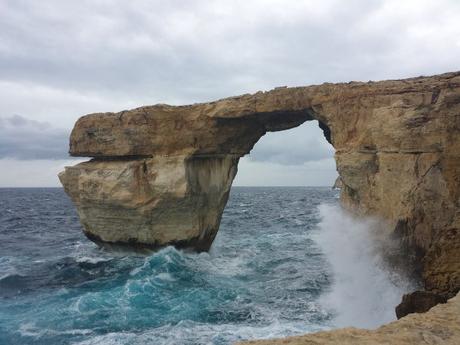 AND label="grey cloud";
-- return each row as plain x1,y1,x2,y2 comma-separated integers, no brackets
248,121,334,165
0,0,459,186
0,115,70,159
1,0,459,107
